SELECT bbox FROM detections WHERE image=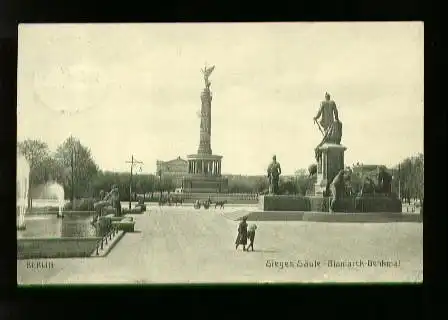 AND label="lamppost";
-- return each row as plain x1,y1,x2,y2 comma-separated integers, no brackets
126,155,143,210
70,141,77,207
158,169,163,199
